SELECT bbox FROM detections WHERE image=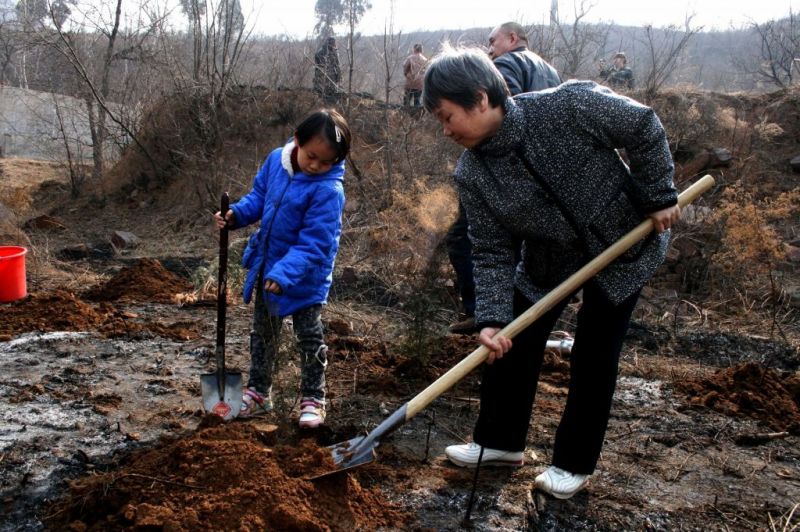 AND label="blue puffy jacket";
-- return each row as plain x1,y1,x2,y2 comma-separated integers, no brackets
230,140,345,317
